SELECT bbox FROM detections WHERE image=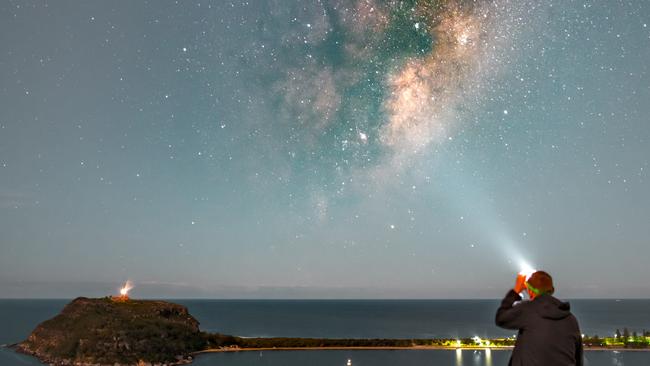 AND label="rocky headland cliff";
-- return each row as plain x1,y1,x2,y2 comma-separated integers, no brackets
16,297,206,366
